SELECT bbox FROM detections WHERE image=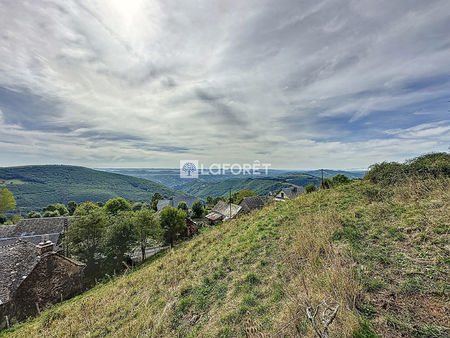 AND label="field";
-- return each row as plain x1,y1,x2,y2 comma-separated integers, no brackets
3,172,448,337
